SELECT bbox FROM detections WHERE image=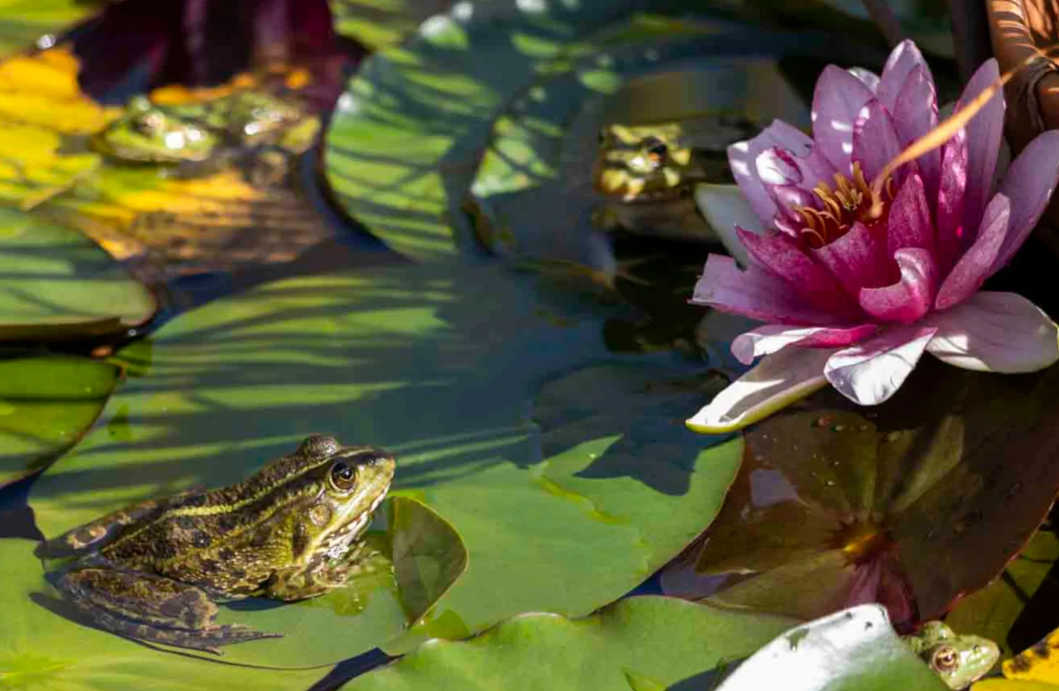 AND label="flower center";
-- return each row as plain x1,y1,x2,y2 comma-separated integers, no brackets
792,162,894,249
